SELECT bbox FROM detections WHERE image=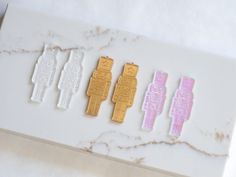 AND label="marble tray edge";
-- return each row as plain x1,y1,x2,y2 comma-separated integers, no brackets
0,128,187,177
